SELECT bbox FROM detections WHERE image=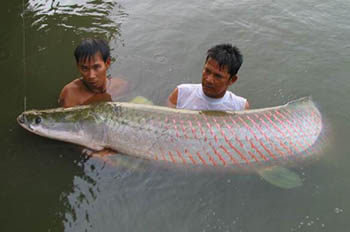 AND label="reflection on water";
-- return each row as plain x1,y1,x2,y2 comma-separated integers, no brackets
62,152,337,231
26,0,127,40
62,154,155,231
